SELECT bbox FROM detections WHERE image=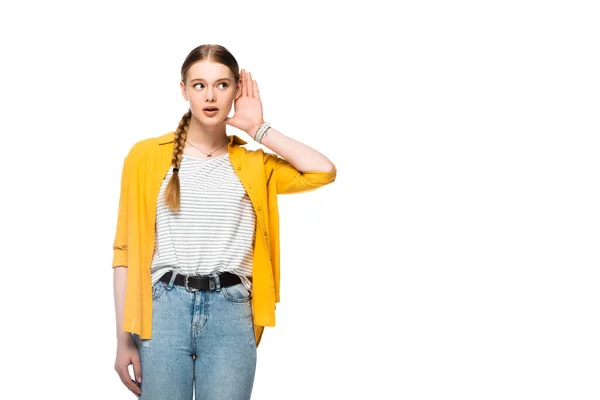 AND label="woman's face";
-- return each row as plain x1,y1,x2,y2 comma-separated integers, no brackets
180,60,241,126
